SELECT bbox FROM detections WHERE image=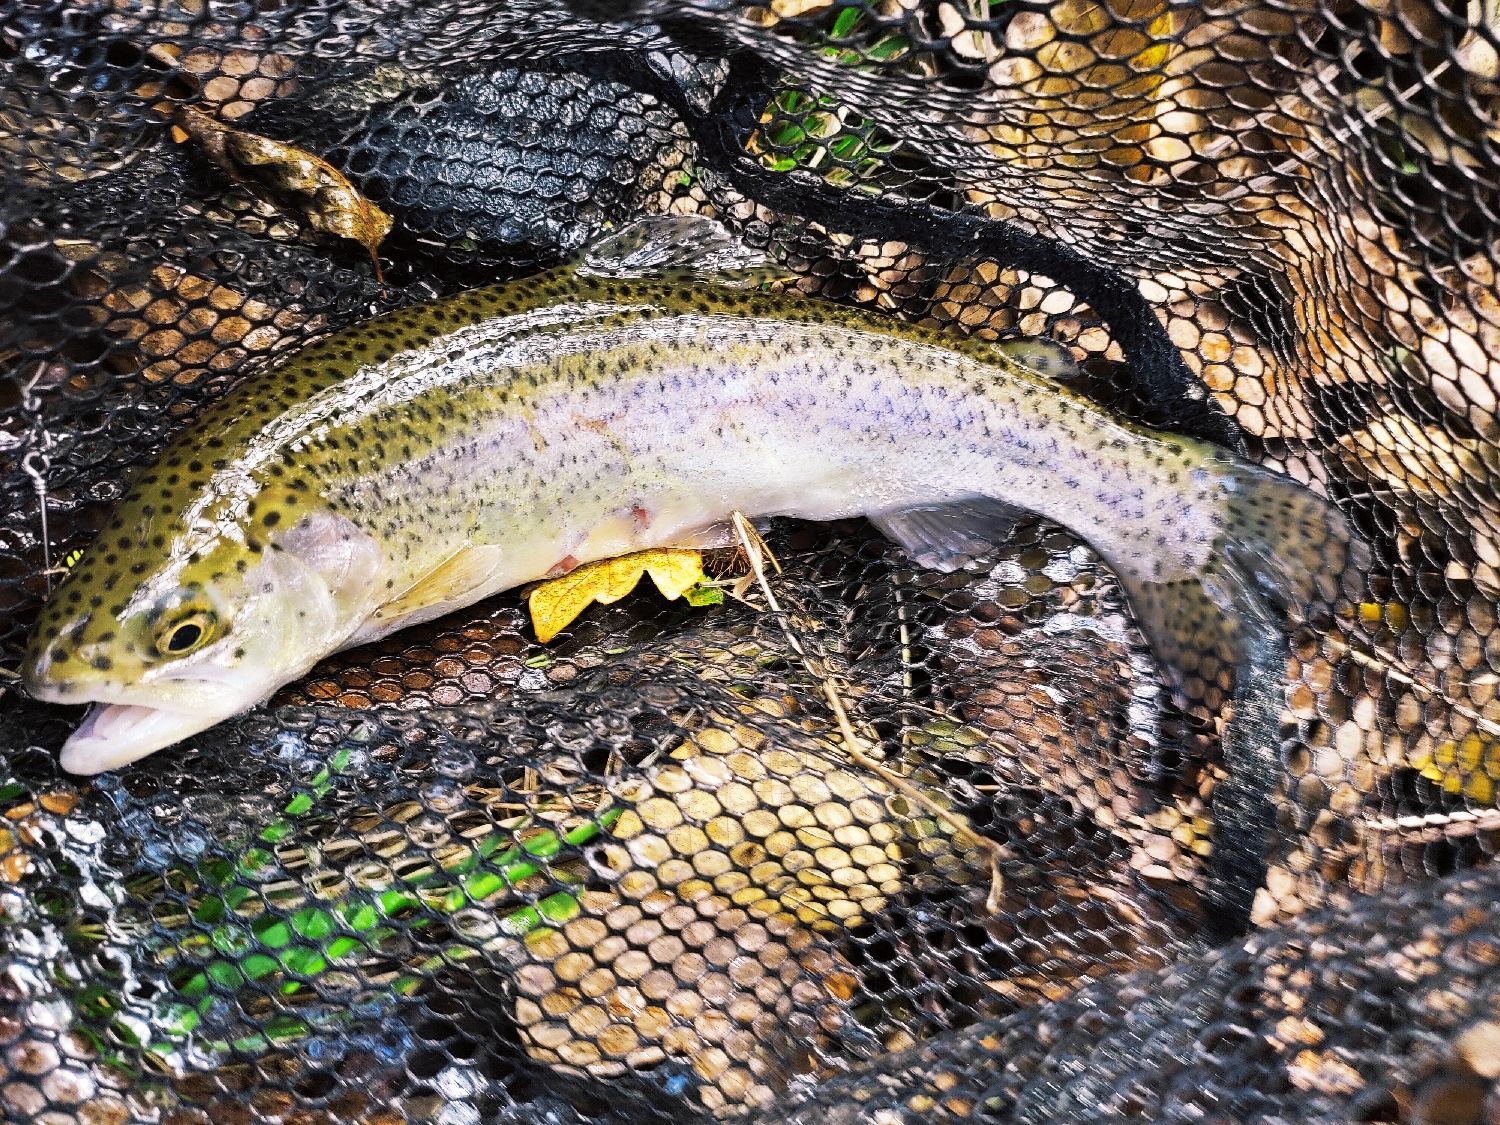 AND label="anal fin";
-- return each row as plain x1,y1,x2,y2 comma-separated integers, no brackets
869,499,1027,572
659,519,764,552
